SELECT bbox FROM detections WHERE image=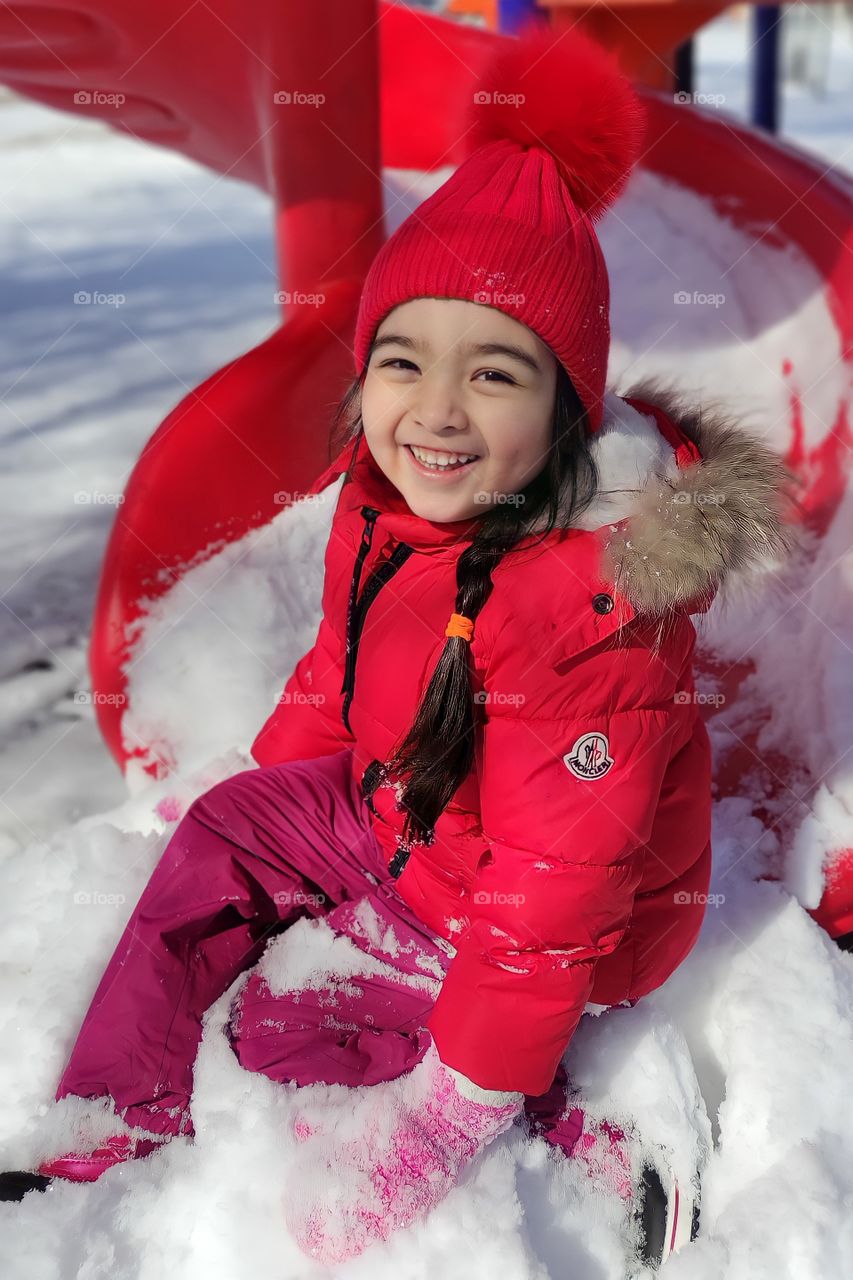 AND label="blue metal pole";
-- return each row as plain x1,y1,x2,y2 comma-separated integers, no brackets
752,5,782,133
